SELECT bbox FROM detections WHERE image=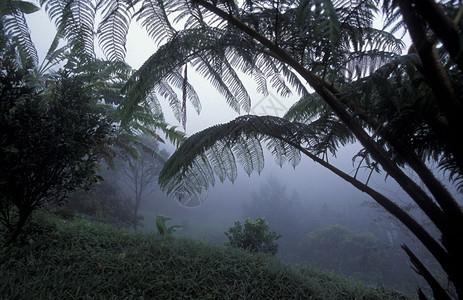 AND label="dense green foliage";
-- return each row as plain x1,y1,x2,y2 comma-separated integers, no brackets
225,217,281,256
0,56,113,242
0,211,409,299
